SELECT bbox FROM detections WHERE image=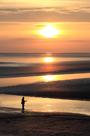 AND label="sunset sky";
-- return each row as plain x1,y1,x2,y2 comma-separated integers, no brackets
0,0,90,53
